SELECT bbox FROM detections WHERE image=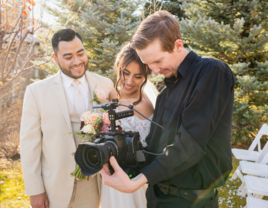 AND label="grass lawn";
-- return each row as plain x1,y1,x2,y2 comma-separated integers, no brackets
0,159,30,208
218,157,246,208
0,157,263,208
